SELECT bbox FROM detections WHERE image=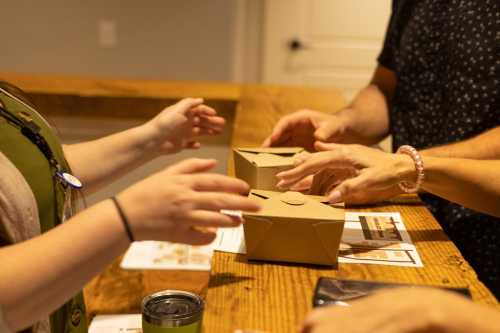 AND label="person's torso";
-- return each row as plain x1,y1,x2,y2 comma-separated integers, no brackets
384,0,500,298
0,85,88,333
389,0,500,149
